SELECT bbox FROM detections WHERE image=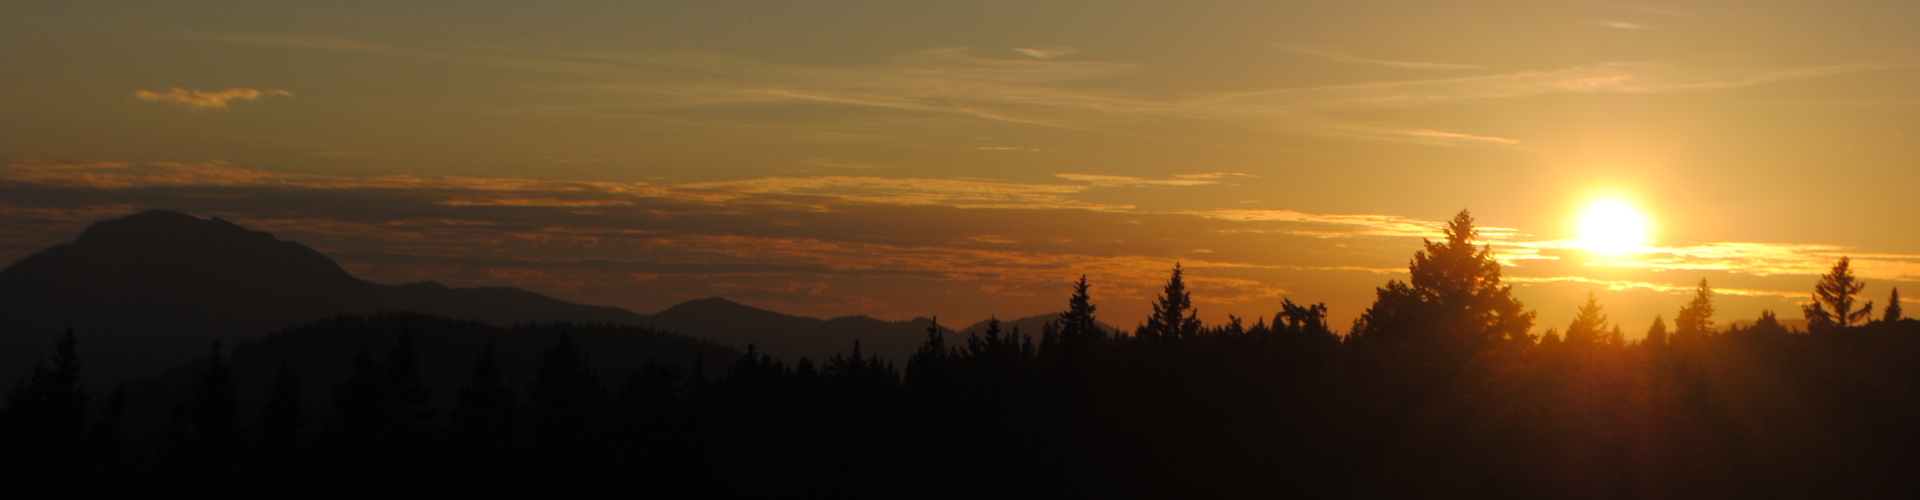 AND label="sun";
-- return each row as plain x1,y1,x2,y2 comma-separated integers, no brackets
1576,200,1650,255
